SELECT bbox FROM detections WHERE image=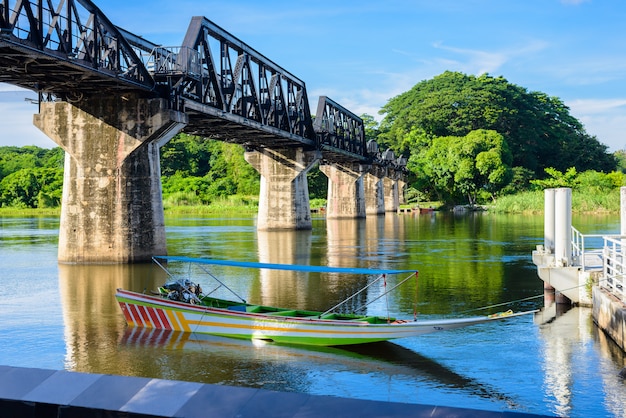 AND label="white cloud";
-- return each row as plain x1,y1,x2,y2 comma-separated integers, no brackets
567,98,626,151
0,101,53,148
431,40,550,76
